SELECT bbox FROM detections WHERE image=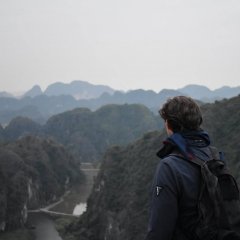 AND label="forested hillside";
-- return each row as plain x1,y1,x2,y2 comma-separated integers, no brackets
64,131,164,240
0,103,161,233
1,104,161,162
202,96,240,177
3,117,42,141
0,136,82,231
44,104,161,162
63,95,240,240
